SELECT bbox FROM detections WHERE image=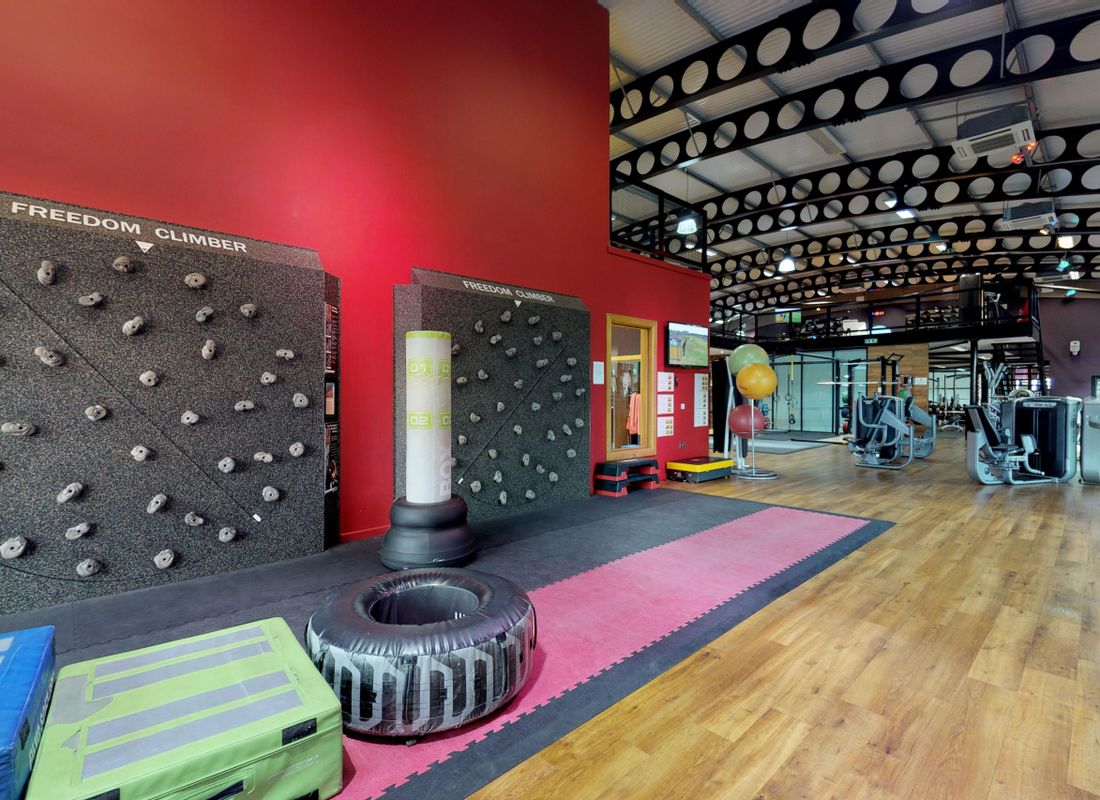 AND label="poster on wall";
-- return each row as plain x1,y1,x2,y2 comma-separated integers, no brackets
694,373,709,428
658,416,675,437
657,371,674,393
657,394,674,415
